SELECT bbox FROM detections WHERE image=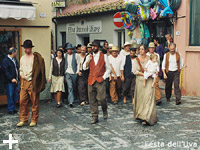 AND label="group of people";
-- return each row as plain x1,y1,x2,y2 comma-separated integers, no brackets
1,34,183,127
